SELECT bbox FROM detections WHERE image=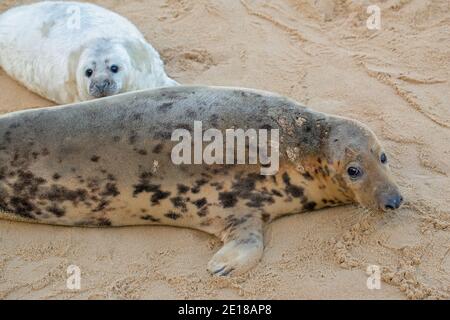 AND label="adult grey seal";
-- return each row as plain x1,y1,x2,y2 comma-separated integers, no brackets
0,86,403,276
